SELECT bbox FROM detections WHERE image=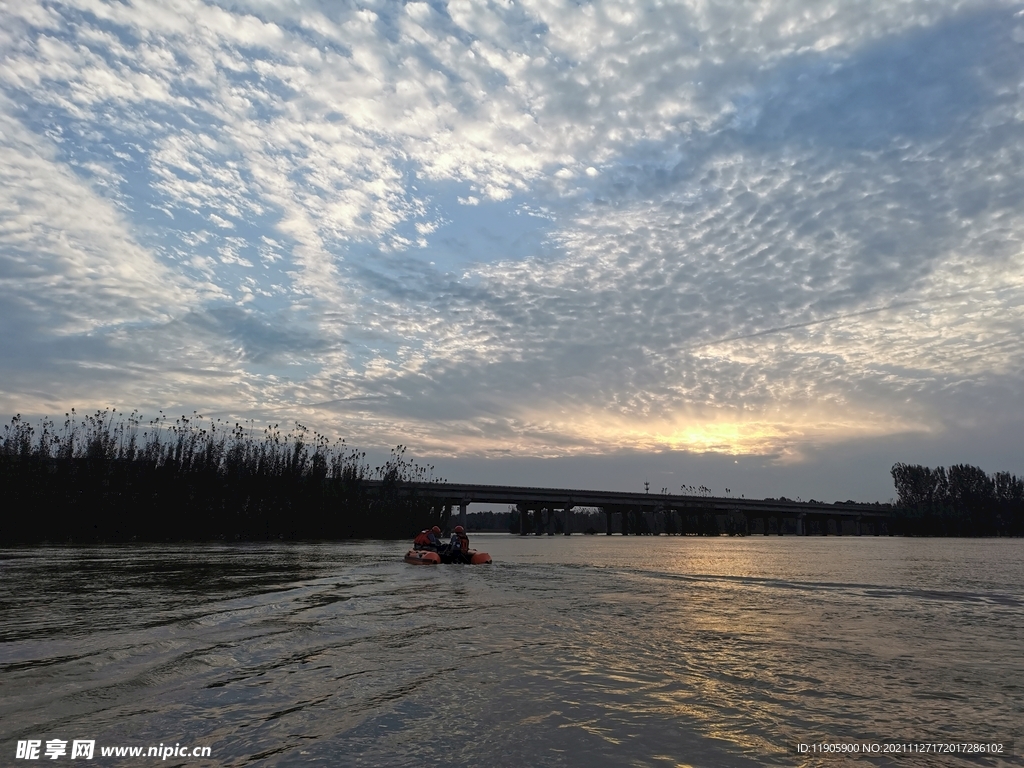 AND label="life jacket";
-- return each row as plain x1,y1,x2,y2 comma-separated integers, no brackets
413,530,432,547
457,532,470,553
